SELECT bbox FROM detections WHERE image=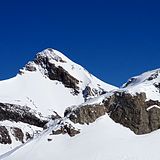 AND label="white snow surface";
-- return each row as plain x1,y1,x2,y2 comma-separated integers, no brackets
0,121,42,155
0,49,116,116
2,115,160,160
147,105,160,111
121,68,160,101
